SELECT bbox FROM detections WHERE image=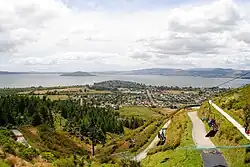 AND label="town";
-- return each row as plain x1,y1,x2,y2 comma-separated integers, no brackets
71,80,229,109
